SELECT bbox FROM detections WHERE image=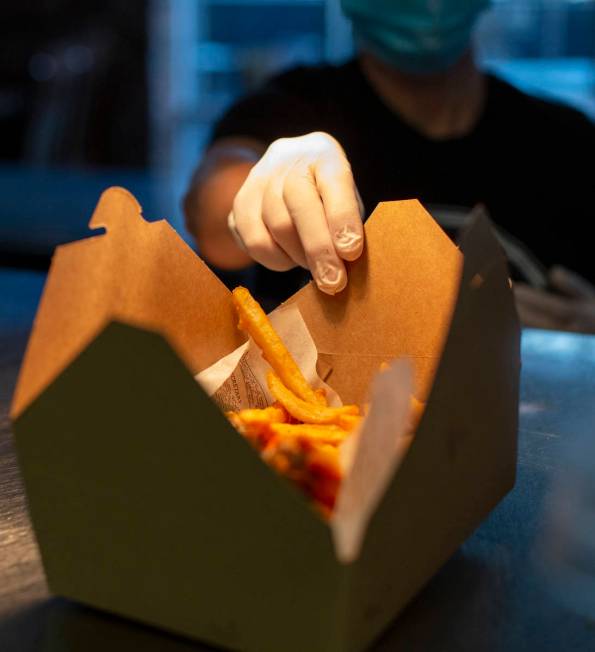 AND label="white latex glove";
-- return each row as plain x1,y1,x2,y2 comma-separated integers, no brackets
514,266,595,333
227,132,365,294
